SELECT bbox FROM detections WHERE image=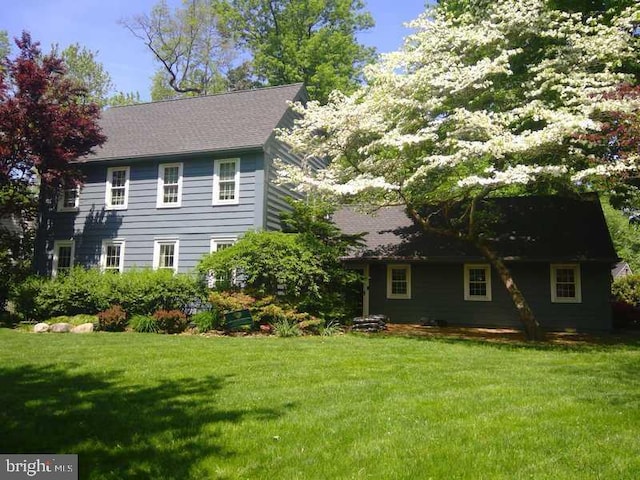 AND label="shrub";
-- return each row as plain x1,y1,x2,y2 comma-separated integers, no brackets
97,305,128,332
209,291,256,313
191,310,220,332
611,274,640,305
11,268,202,321
272,318,301,338
319,320,343,337
130,315,160,333
153,310,187,334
